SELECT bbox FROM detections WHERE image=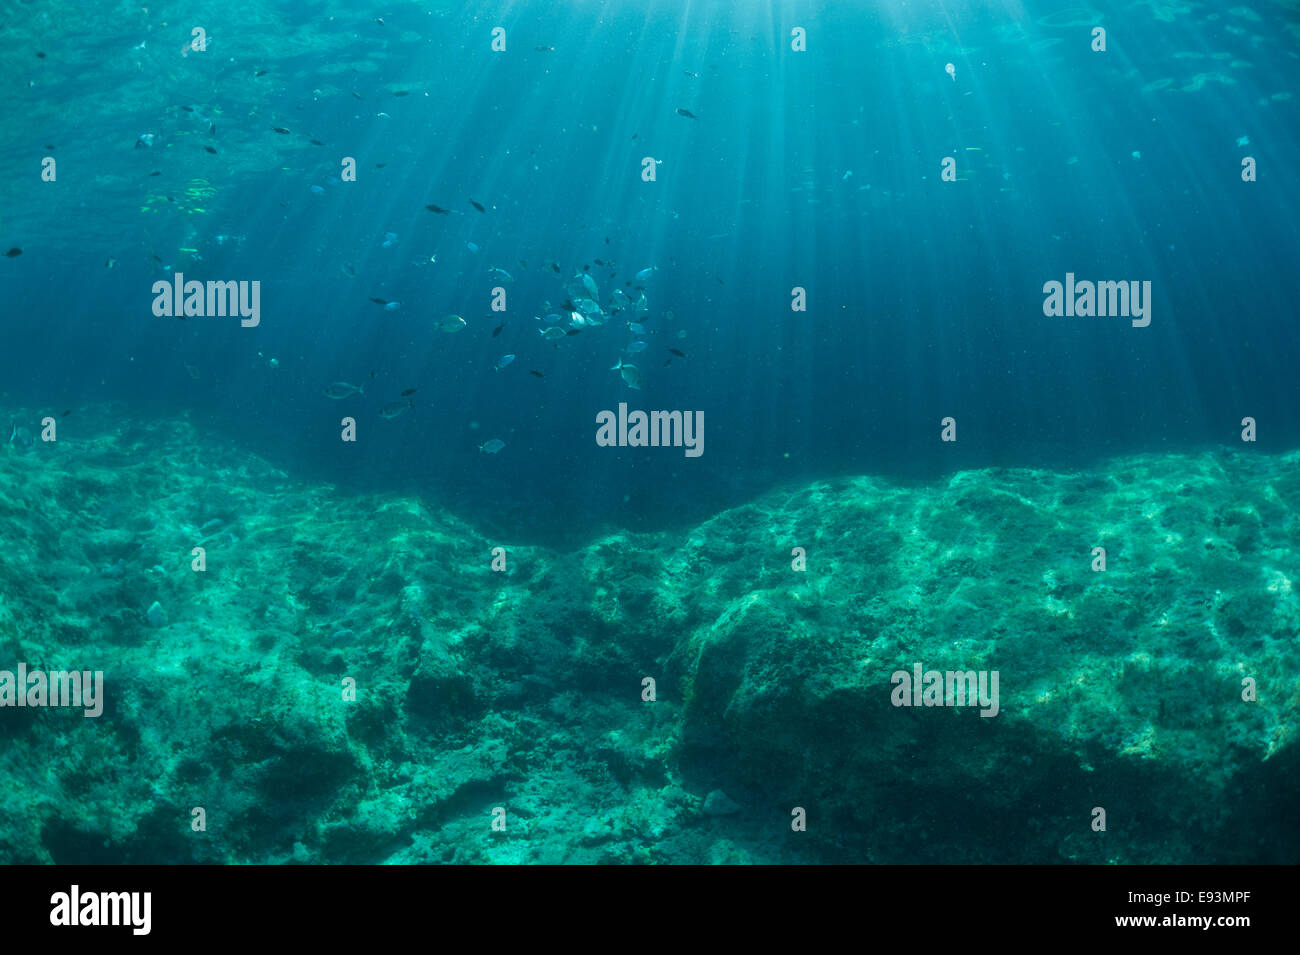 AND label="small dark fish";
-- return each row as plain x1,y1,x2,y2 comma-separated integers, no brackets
204,146,217,154
684,70,699,78
150,254,162,263
370,370,376,379
594,259,605,266
375,162,387,168
561,300,575,311
4,248,22,258
582,264,590,271
565,329,581,336
149,170,160,176
209,123,216,136
375,17,384,24
272,127,291,134
491,323,504,338
401,388,417,396
343,263,356,276
44,145,54,151
36,51,46,59
61,410,70,417
530,370,545,378
369,297,389,305
664,359,673,366
631,133,637,140
676,108,697,119
182,105,194,112
549,262,561,273
352,91,363,99
393,90,409,97
535,45,554,51
605,236,610,244
469,199,486,213
668,348,686,357
310,139,324,146
426,204,450,214
255,69,268,76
